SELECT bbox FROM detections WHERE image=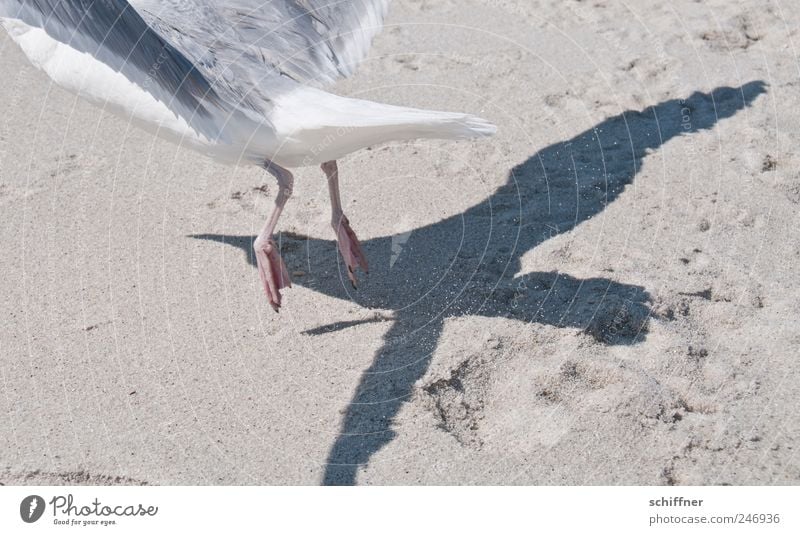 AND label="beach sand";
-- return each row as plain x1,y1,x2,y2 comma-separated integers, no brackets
0,0,798,485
